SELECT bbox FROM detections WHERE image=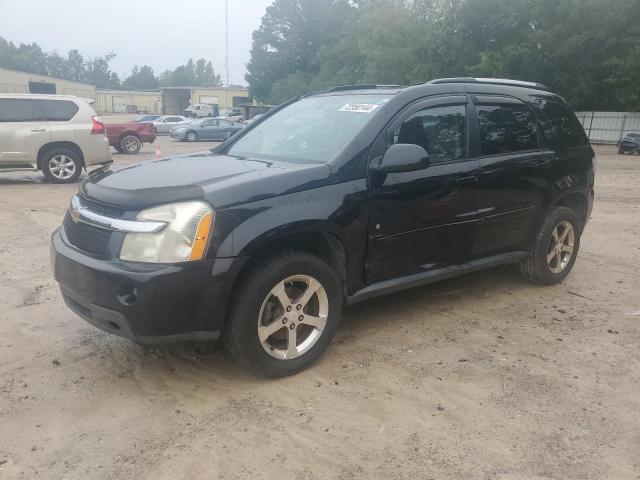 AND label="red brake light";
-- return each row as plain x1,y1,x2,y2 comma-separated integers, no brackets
91,116,105,135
